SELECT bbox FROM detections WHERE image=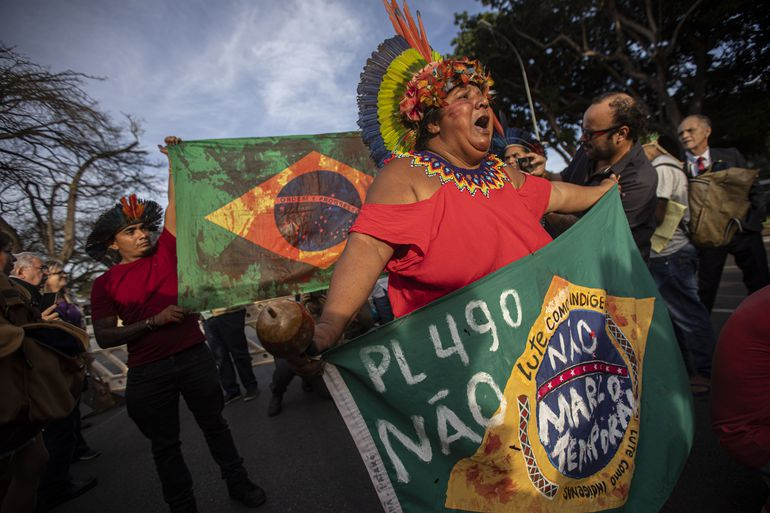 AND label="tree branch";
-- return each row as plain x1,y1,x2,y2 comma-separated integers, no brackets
668,0,704,56
0,215,22,251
